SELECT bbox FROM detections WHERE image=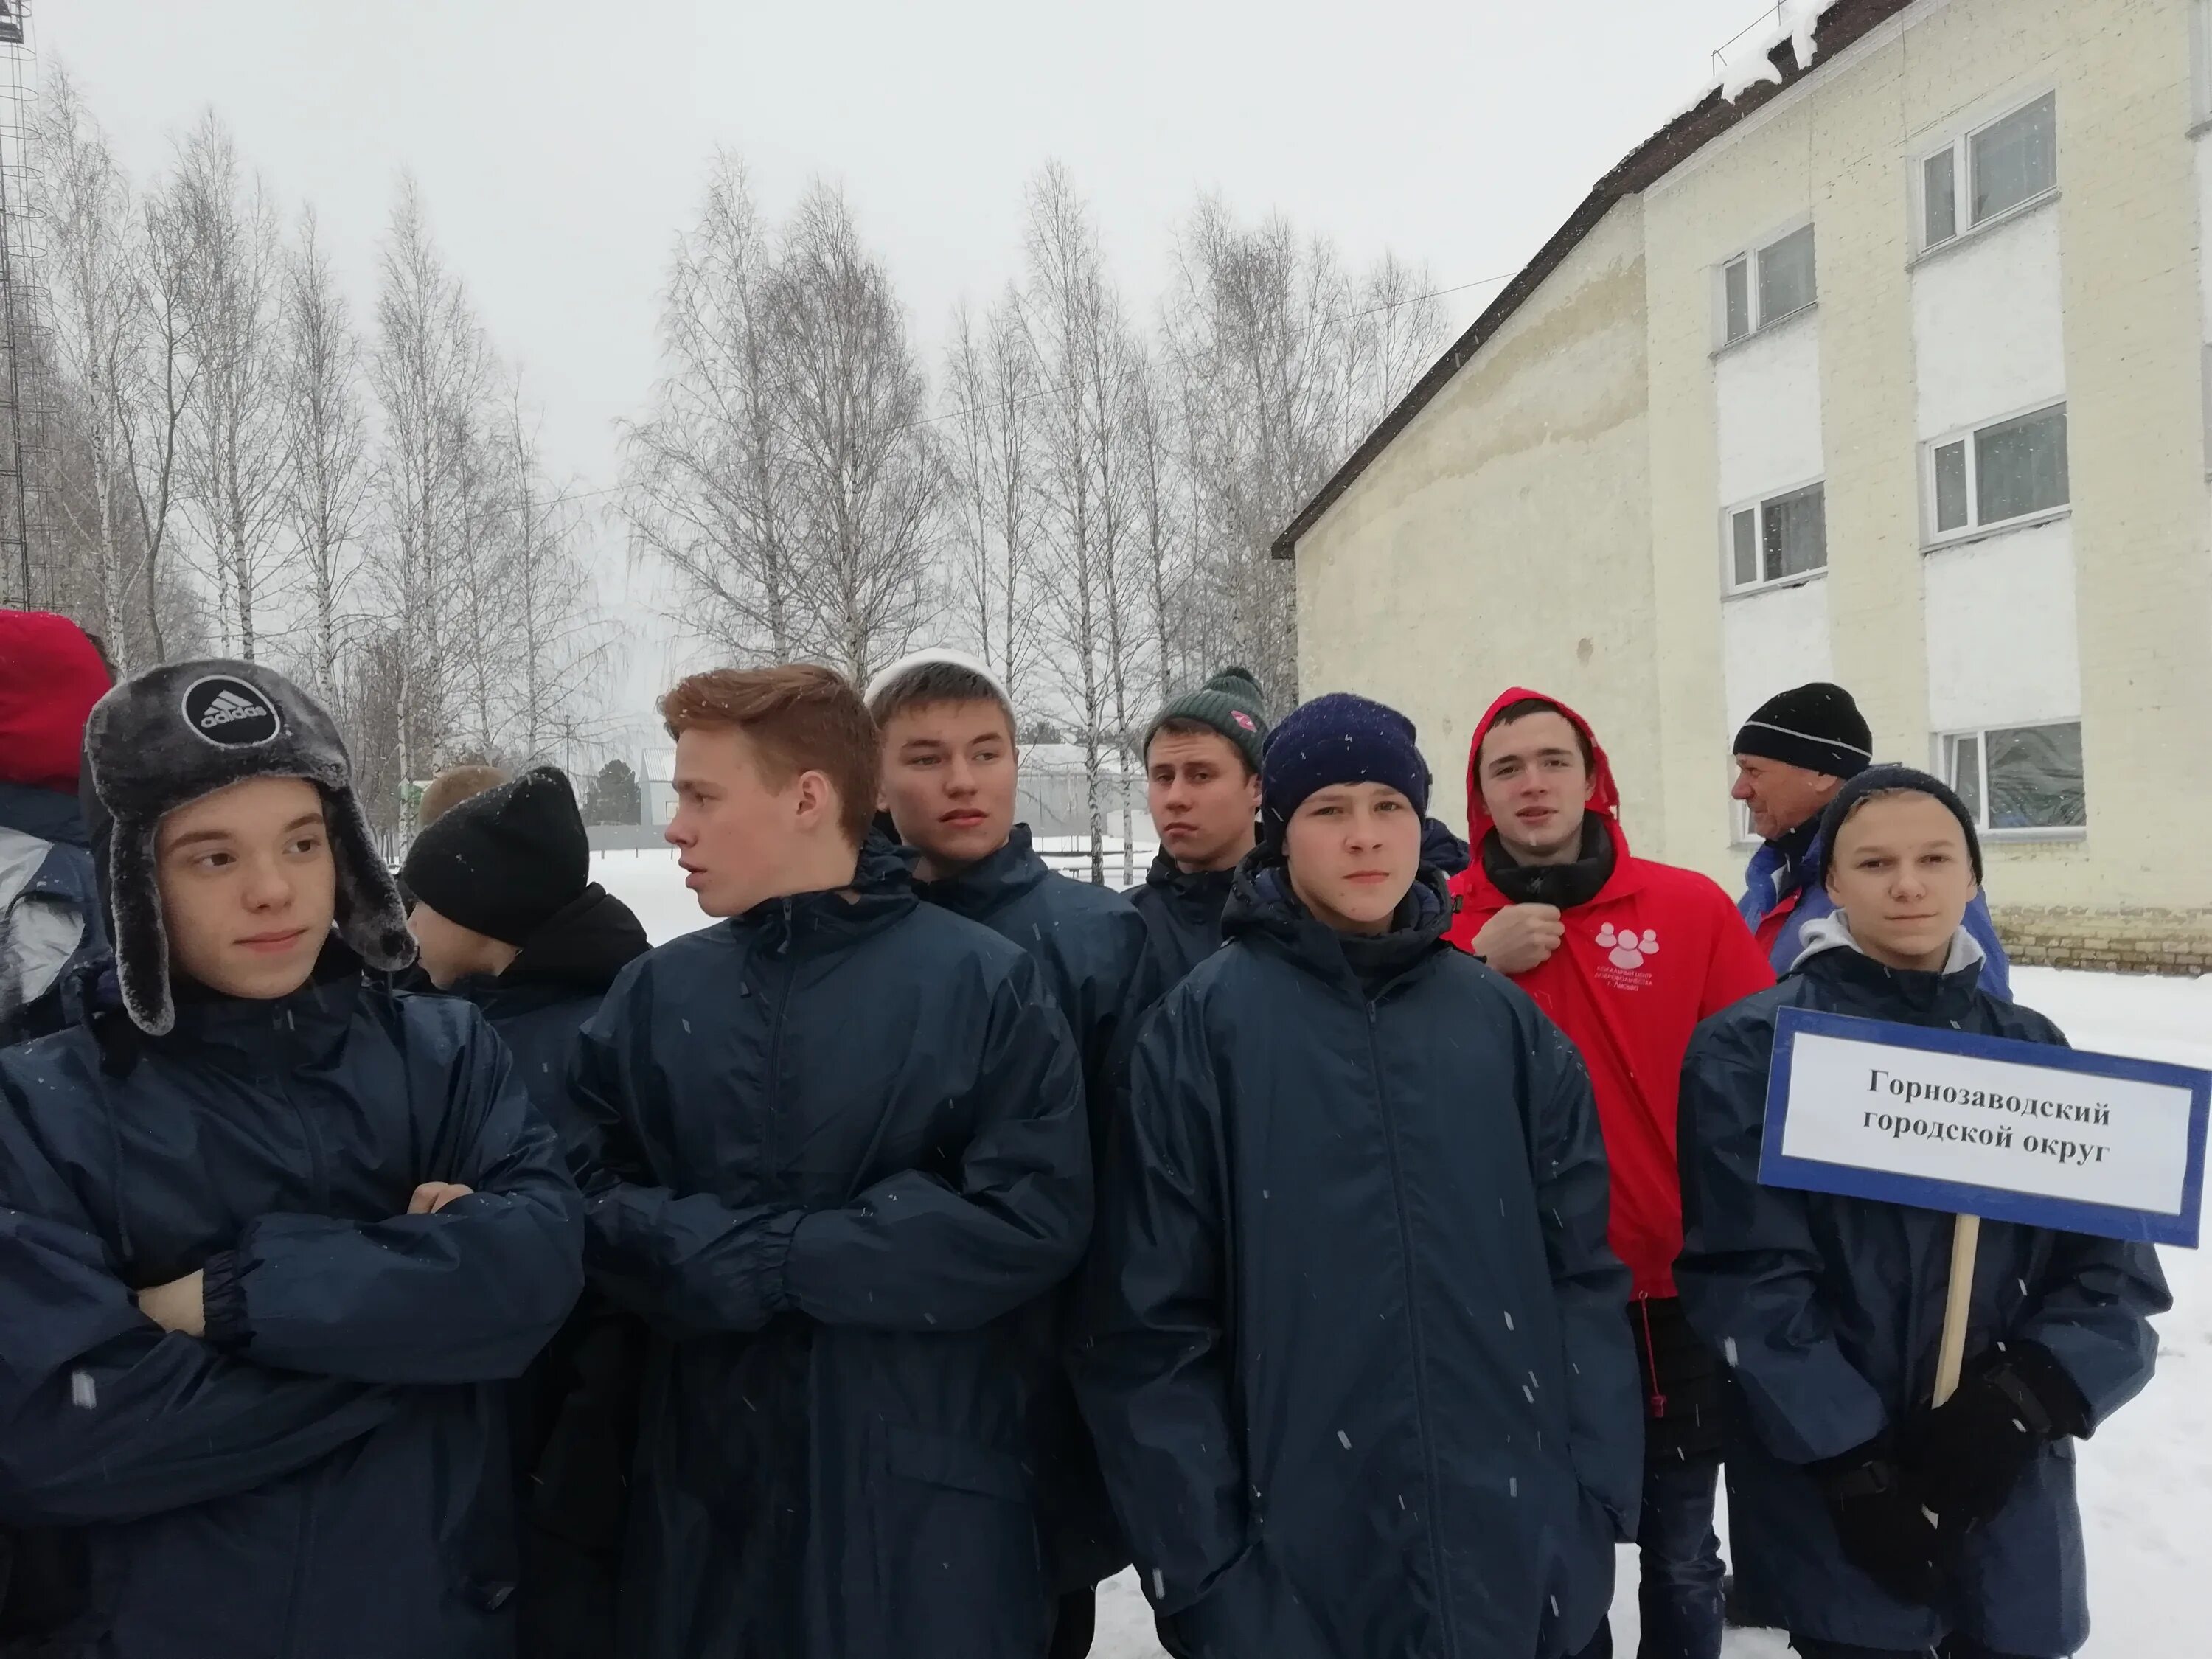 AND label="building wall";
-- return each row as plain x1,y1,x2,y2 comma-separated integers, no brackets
1640,0,2212,953
1293,200,1660,837
1288,0,2211,967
